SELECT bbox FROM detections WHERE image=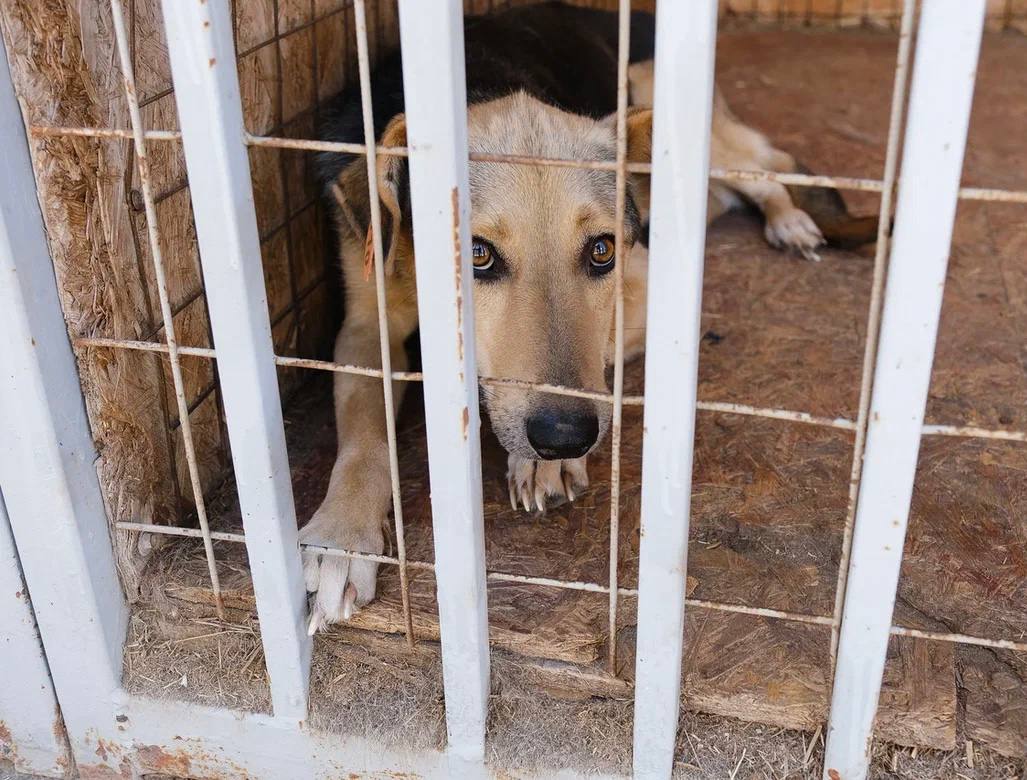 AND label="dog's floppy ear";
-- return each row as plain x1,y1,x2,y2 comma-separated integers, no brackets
374,113,410,269
328,113,411,274
621,107,653,223
624,106,653,164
